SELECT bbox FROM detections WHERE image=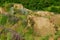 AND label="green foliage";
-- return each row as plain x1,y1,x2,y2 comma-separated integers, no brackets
0,0,60,13
44,6,60,13
7,32,12,40
0,14,8,25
